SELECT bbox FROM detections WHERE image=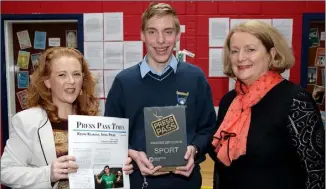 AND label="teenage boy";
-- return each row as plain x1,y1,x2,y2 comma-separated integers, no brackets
105,3,216,189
